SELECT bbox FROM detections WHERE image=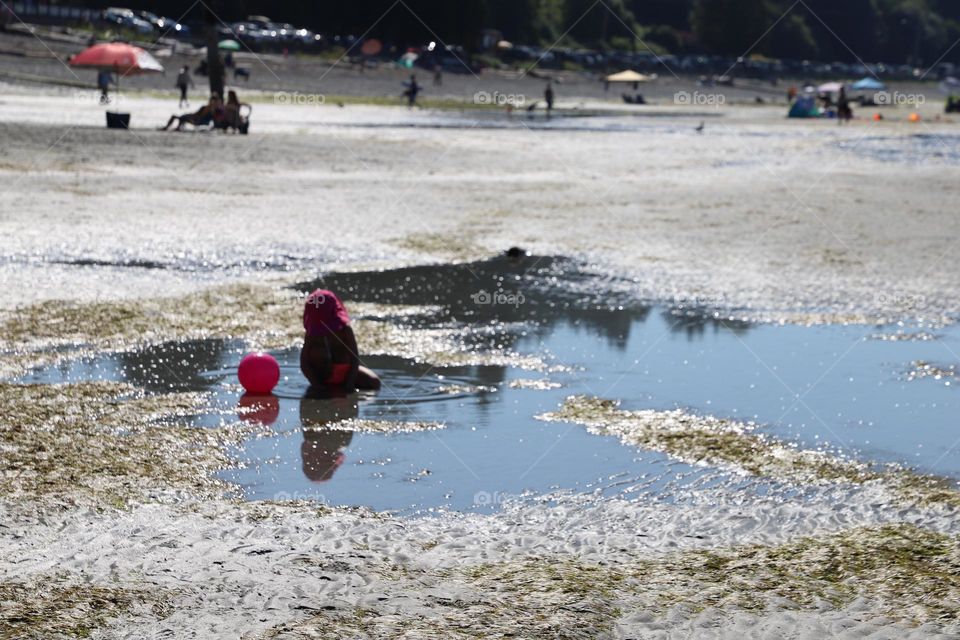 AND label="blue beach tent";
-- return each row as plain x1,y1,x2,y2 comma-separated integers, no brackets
850,77,886,91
